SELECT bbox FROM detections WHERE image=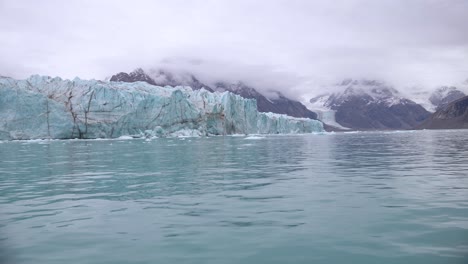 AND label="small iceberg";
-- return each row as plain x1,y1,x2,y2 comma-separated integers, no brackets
244,136,266,140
